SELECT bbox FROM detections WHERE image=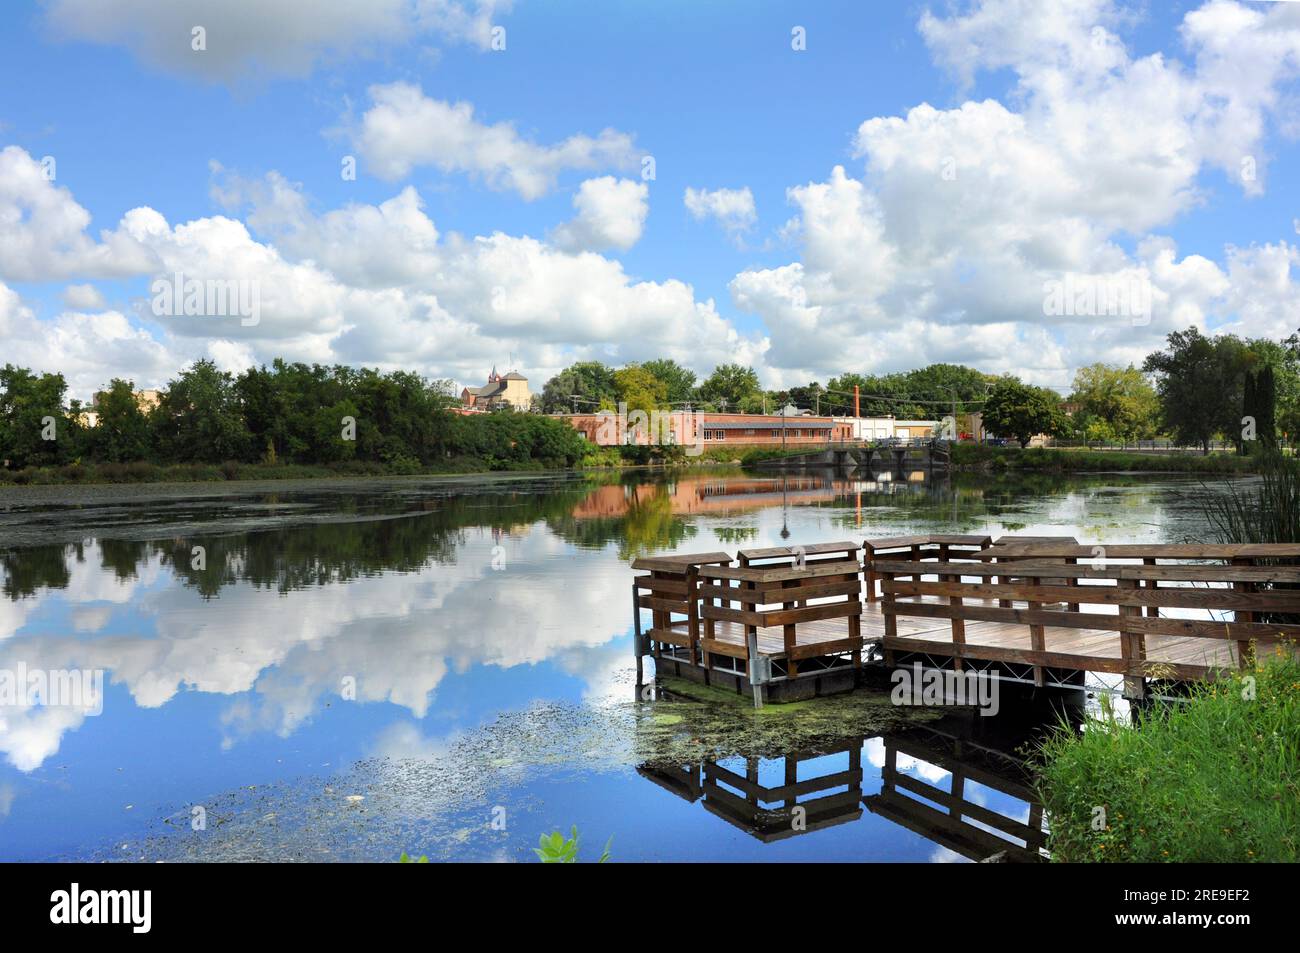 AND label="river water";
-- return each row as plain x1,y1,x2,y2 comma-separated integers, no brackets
0,467,1240,861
